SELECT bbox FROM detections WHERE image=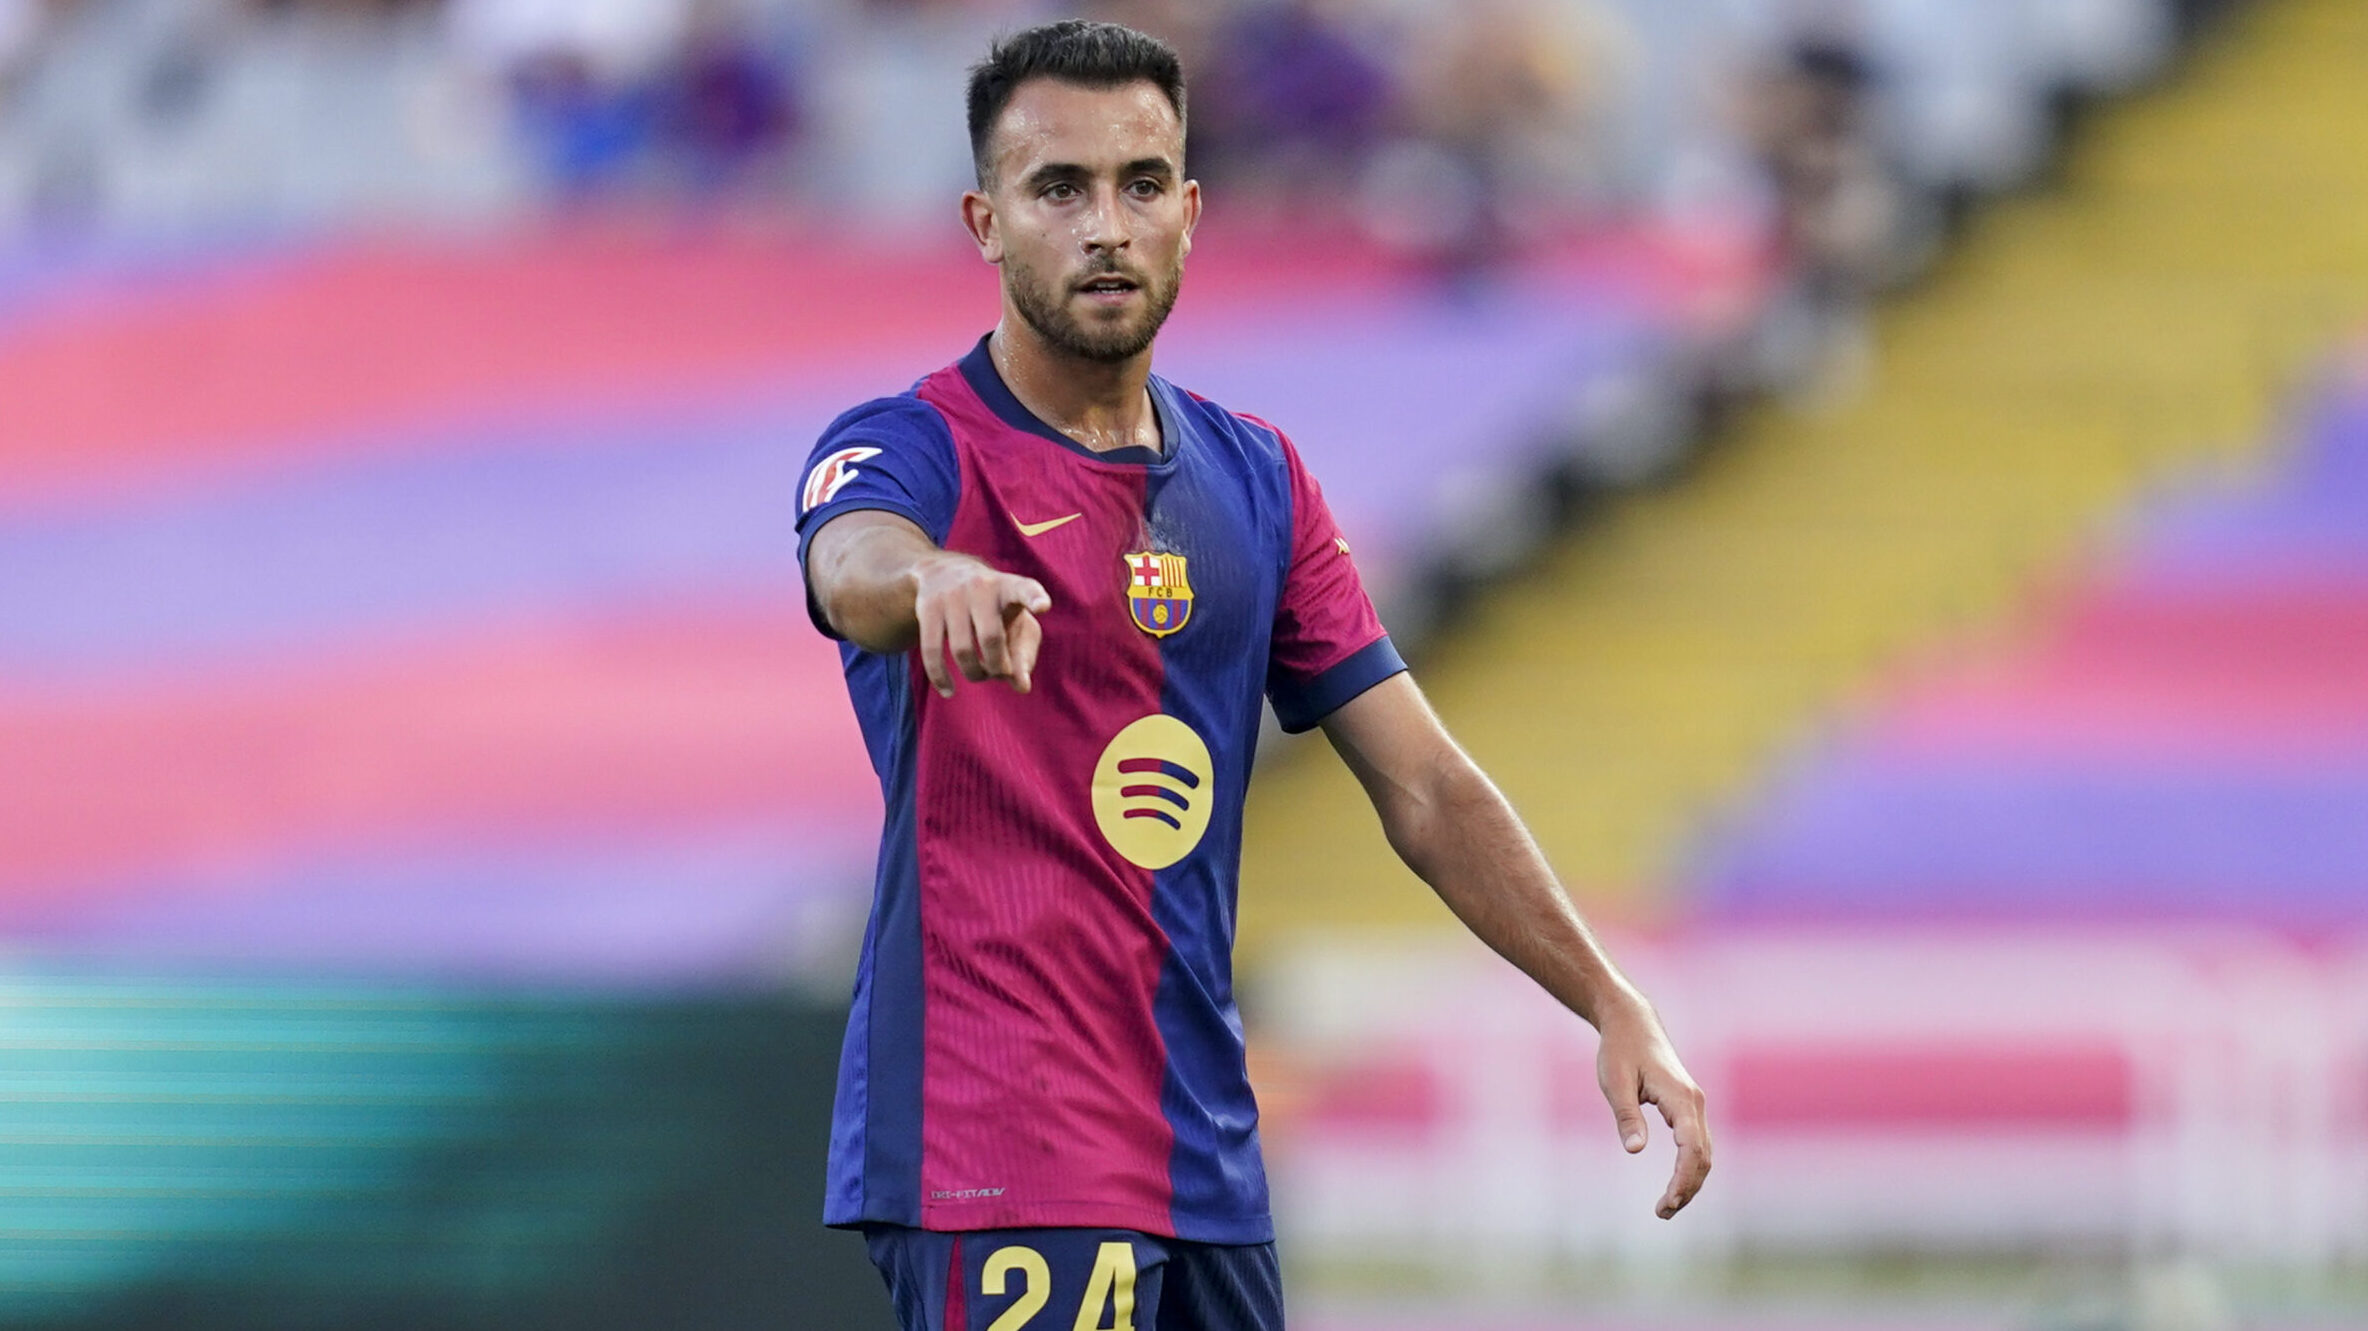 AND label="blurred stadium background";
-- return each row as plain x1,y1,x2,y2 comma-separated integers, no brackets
1,0,2364,1327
